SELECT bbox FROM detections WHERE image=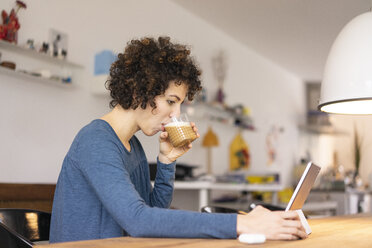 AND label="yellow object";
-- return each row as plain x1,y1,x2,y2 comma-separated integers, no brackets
243,107,251,116
229,132,250,171
278,187,294,204
246,175,275,184
262,192,273,203
202,126,219,174
202,127,219,147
